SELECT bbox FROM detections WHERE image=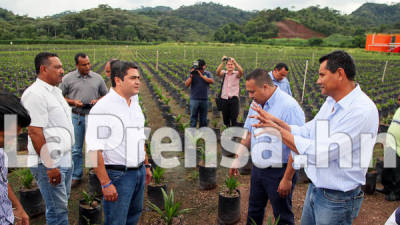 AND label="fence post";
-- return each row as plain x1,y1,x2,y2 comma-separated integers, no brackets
301,60,309,103
381,60,389,82
156,50,159,71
